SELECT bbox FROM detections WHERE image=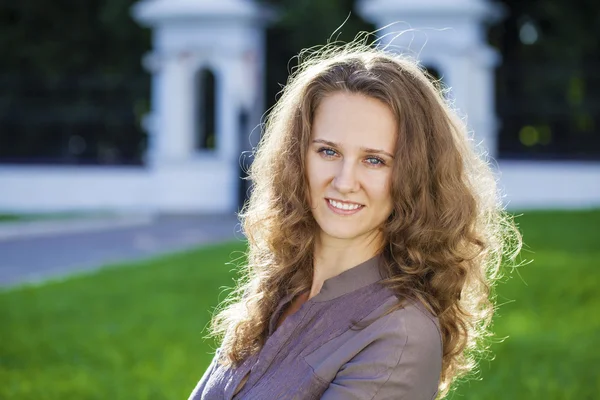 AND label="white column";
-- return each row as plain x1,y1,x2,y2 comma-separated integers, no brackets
468,51,499,156
215,59,236,161
154,52,195,163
